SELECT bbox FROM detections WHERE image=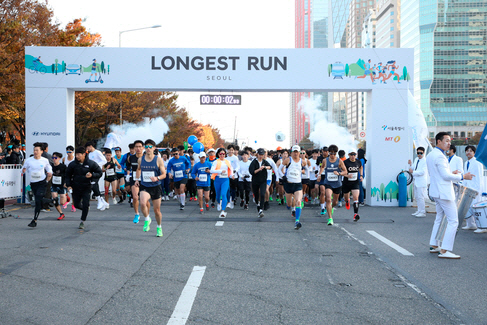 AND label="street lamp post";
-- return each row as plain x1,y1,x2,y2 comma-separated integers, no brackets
118,25,161,124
